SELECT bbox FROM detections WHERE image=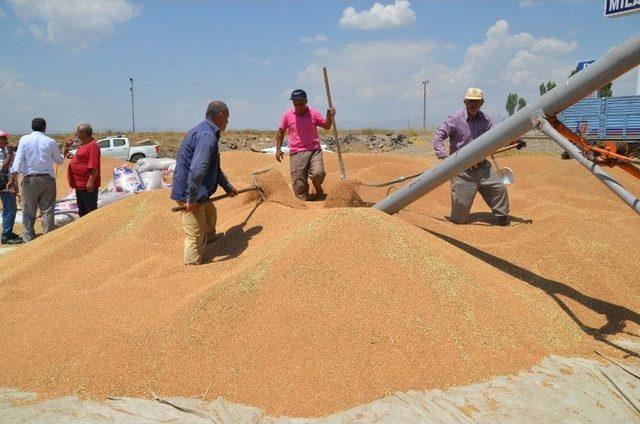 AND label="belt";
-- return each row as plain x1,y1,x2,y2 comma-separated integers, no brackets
467,160,488,171
24,173,51,178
